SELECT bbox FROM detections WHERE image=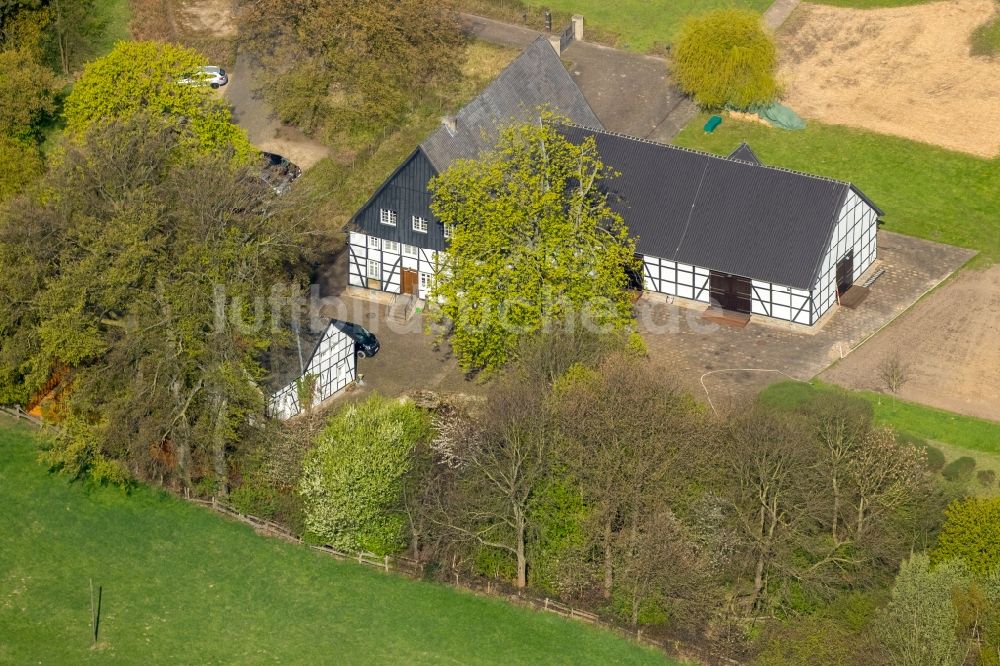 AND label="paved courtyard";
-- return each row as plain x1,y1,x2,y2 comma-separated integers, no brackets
636,232,976,412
